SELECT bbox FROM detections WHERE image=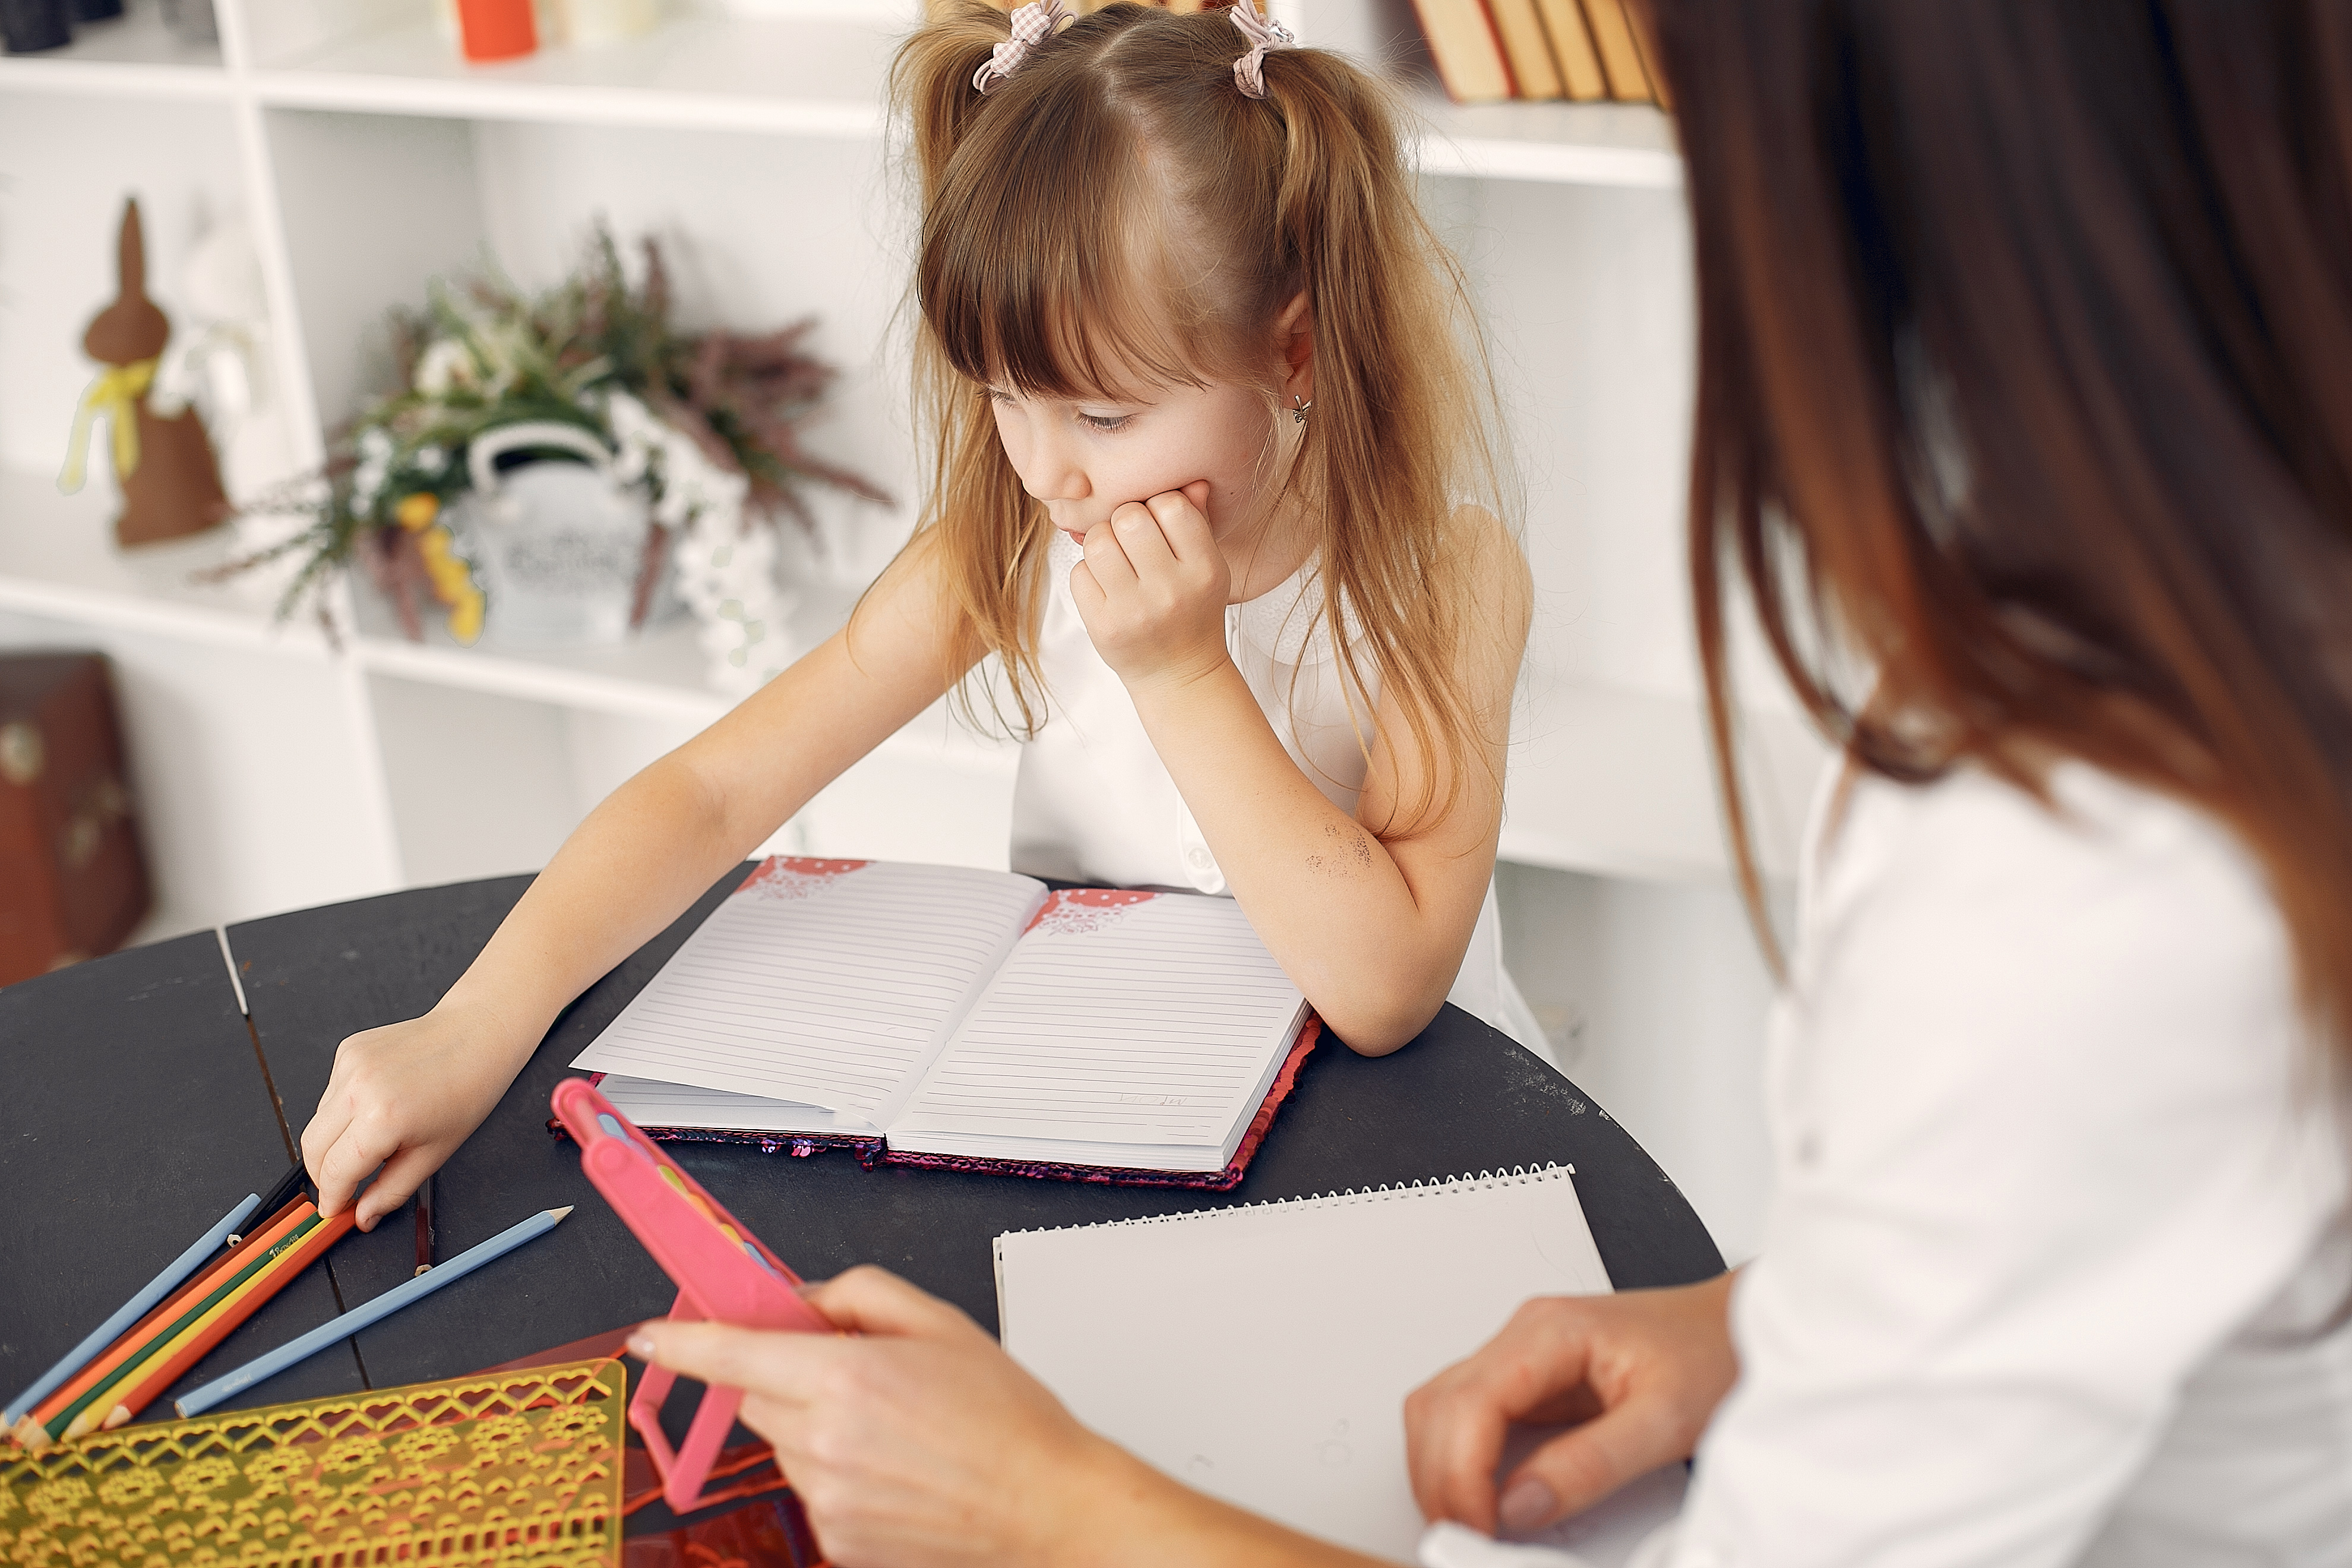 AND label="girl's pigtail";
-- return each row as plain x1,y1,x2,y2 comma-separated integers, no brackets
892,2,1016,200
1261,55,1493,834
